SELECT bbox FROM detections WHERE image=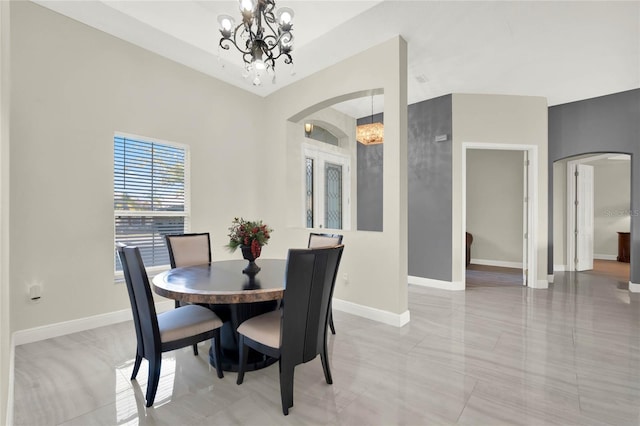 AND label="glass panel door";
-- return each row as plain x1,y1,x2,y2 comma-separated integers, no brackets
305,157,314,228
324,162,343,229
